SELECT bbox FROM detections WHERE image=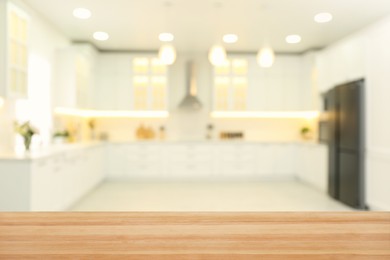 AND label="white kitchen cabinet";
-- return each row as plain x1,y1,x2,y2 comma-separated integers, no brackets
31,145,105,211
254,144,296,180
316,34,366,94
214,54,314,112
106,144,126,179
0,144,105,211
296,143,328,192
0,1,29,99
94,54,168,111
214,144,257,179
164,144,215,180
31,154,67,211
94,54,131,110
106,142,297,181
125,144,164,180
271,144,296,176
54,43,97,109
